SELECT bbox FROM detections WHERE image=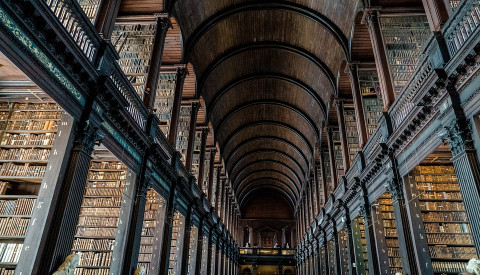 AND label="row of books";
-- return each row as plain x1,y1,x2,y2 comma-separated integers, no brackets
429,246,477,258
424,222,470,233
77,216,119,227
422,211,467,222
82,197,122,207
72,238,115,251
415,176,459,183
0,133,56,146
79,207,121,217
0,198,35,216
75,227,116,238
0,268,14,275
77,0,100,20
421,201,465,211
0,243,22,263
4,120,58,131
74,268,109,275
0,163,46,178
87,171,126,180
10,111,62,120
90,161,127,170
154,73,176,137
0,148,50,161
78,251,112,266
418,191,463,200
8,103,60,110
